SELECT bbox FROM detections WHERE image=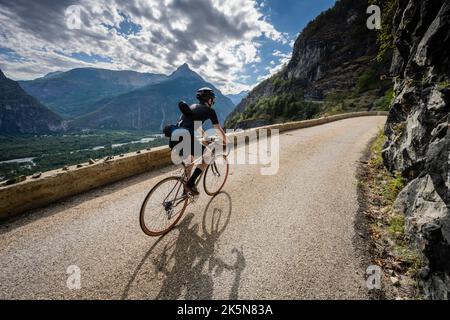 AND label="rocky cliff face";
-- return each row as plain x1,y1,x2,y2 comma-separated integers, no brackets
226,0,392,128
382,0,450,299
0,70,64,134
